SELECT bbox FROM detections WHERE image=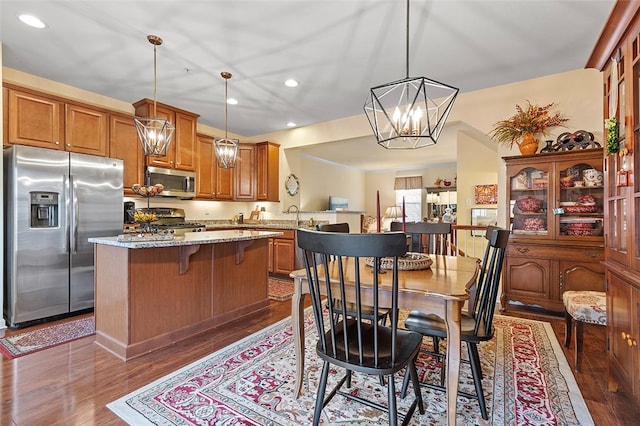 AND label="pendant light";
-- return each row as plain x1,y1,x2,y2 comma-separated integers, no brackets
214,72,239,168
364,0,459,149
134,35,175,158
